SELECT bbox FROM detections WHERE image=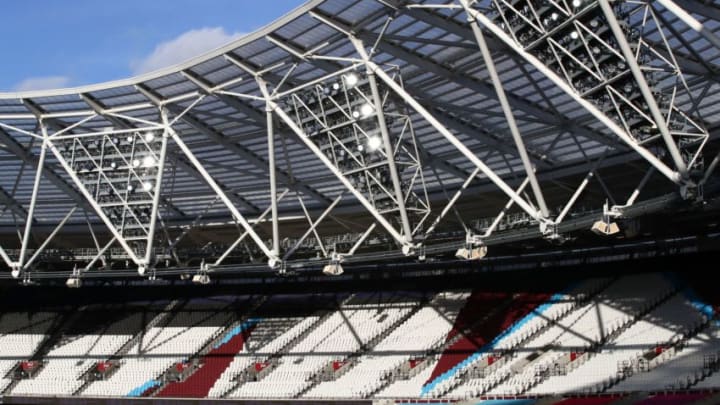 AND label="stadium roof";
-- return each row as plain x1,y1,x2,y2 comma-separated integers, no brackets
0,0,718,278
